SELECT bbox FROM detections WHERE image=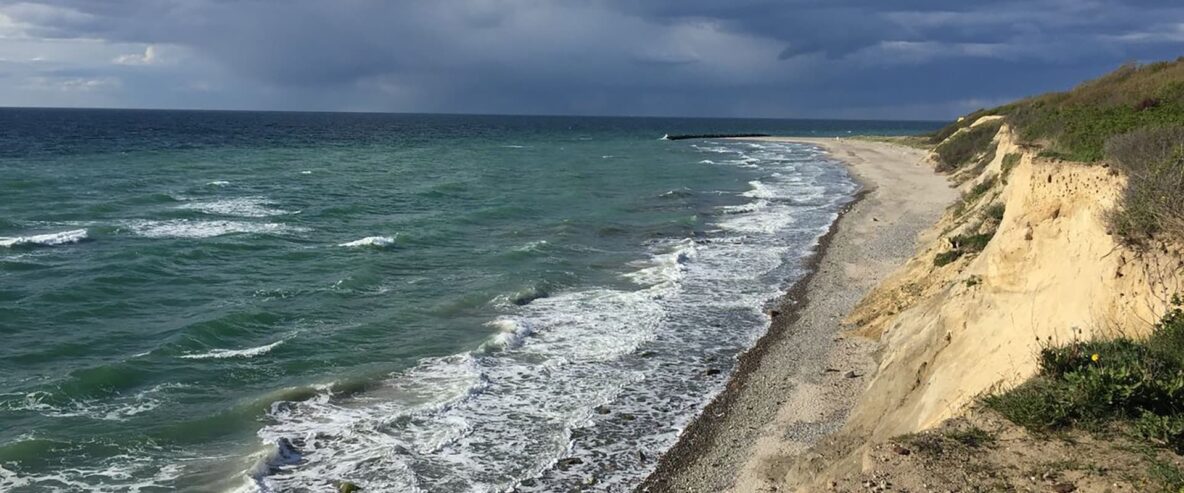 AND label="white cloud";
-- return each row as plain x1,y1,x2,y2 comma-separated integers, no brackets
113,44,157,65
